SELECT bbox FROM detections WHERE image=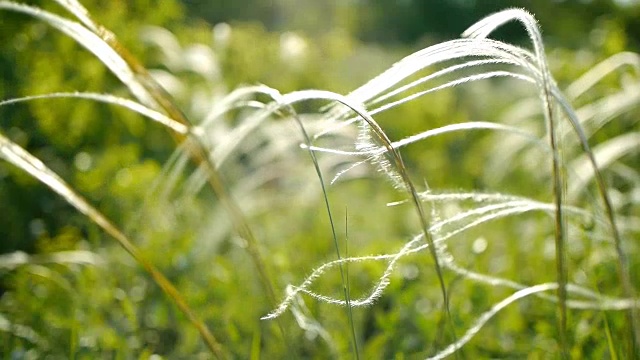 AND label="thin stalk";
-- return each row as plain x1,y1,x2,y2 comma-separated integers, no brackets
307,92,459,349
97,25,292,351
366,120,458,351
462,10,570,355
546,101,569,359
604,314,620,360
275,100,359,358
277,90,457,348
536,50,568,358
533,35,570,360
345,209,360,360
554,89,640,355
588,158,639,356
